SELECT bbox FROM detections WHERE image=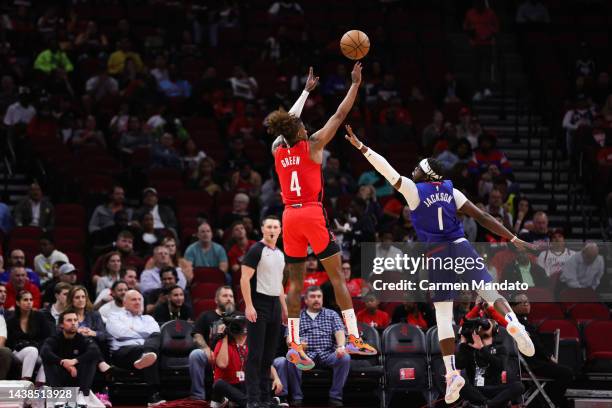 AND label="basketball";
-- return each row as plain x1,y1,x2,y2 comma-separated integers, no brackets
340,30,370,60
